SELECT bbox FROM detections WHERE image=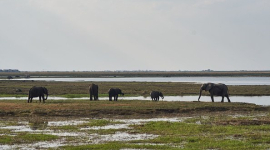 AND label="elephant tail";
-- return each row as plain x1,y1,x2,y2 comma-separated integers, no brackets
28,90,31,100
